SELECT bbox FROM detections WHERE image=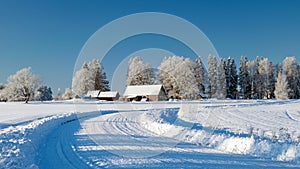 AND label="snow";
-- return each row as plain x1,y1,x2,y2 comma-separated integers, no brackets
277,145,300,161
0,112,76,168
0,99,300,168
123,85,164,96
98,91,119,98
0,100,99,128
86,90,101,98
